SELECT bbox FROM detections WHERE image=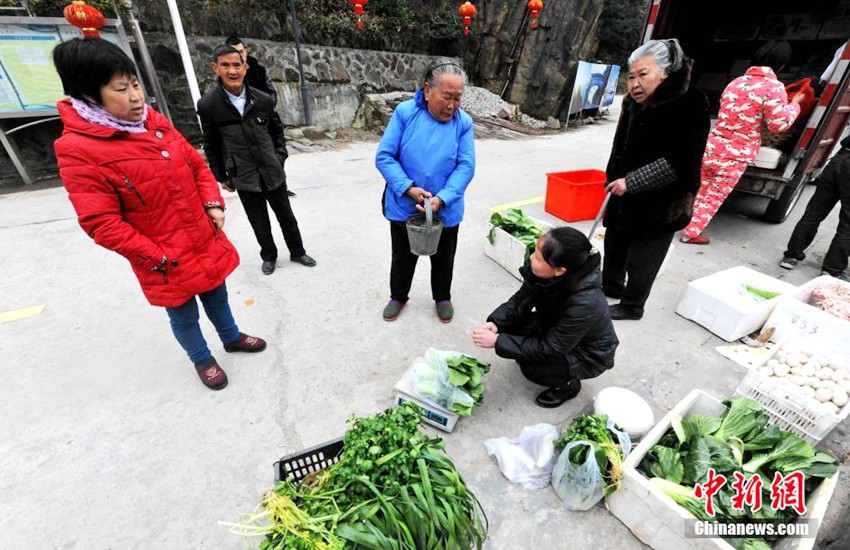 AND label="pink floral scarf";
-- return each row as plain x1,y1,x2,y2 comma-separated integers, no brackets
70,97,149,134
